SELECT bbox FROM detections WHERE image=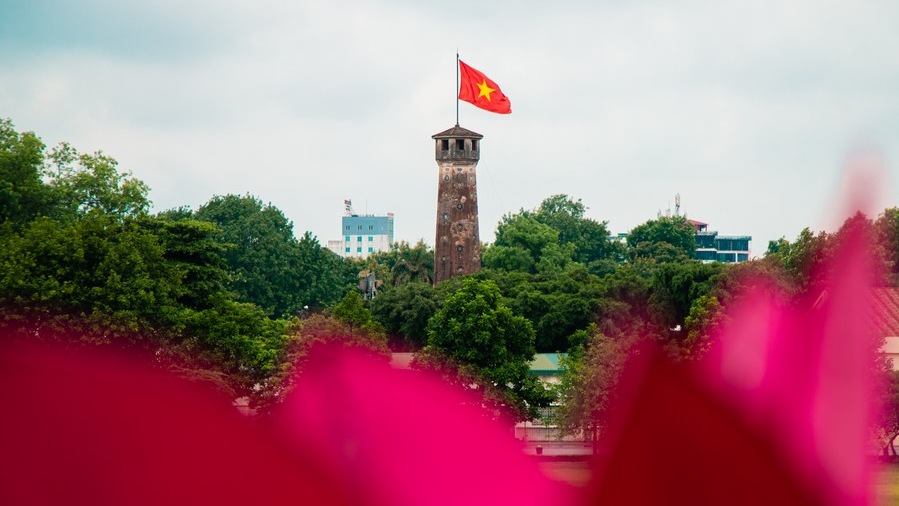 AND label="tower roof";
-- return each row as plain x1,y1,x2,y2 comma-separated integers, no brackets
432,125,483,140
